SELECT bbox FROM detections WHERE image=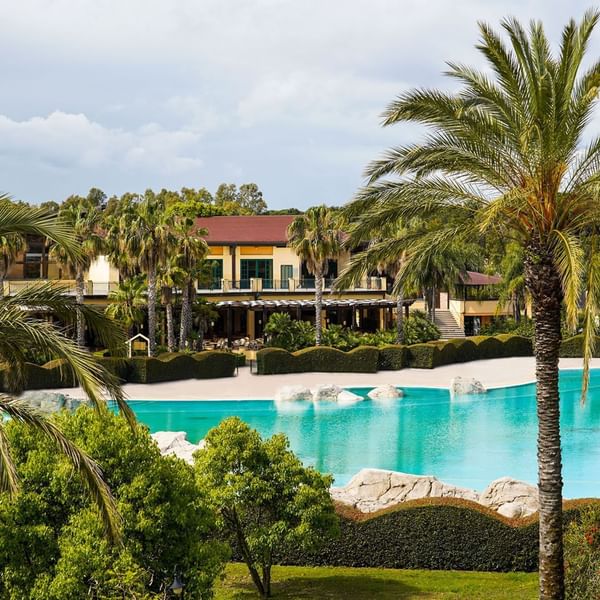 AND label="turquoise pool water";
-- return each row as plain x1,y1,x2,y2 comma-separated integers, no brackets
125,369,600,496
